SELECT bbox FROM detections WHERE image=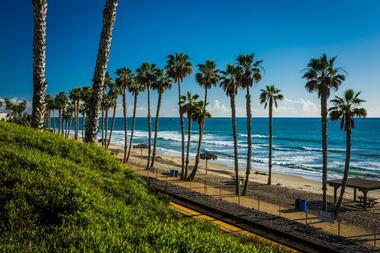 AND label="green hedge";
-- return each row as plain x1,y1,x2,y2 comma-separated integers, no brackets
0,122,277,252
